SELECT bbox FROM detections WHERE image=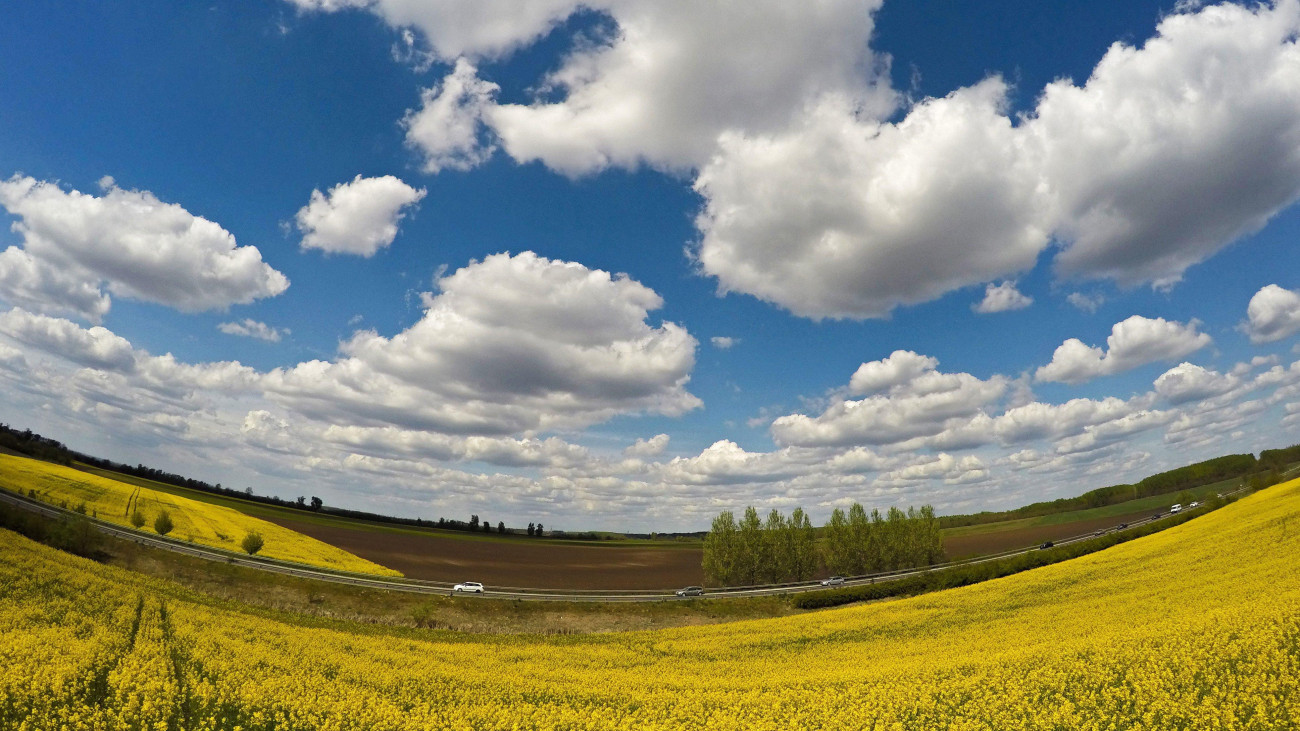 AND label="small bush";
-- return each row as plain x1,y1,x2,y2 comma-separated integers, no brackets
73,502,87,515
47,515,102,558
129,509,146,528
153,510,174,536
241,531,264,555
